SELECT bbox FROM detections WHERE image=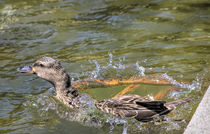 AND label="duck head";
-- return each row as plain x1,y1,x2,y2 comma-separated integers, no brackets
17,57,71,90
